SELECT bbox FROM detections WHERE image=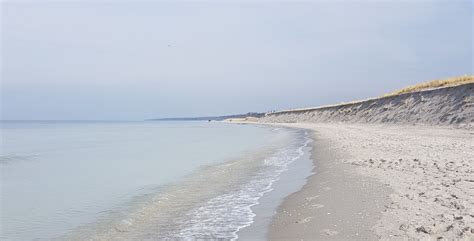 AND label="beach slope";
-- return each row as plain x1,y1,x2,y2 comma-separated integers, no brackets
257,80,473,240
